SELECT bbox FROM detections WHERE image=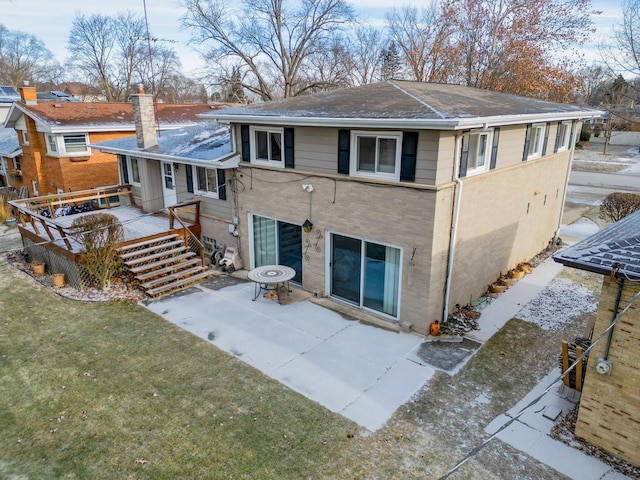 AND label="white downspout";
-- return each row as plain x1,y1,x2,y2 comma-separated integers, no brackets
443,132,463,323
555,121,579,241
